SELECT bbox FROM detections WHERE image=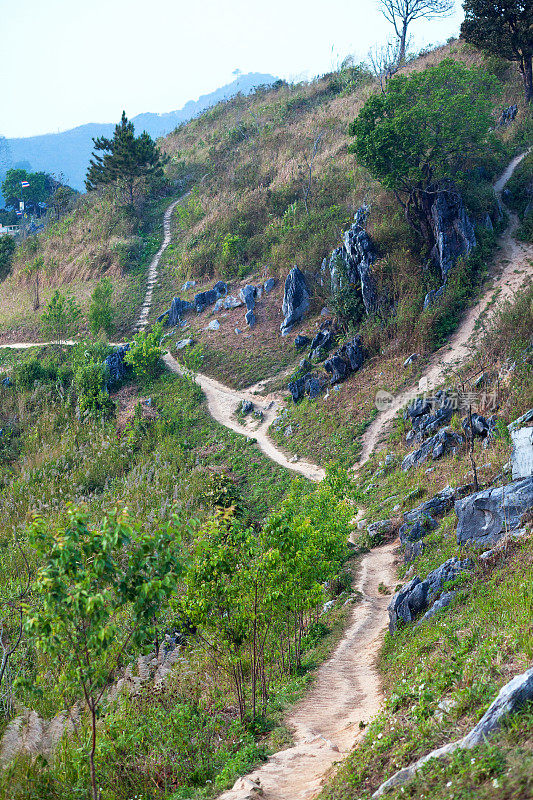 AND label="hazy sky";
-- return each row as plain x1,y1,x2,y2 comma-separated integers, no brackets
2,0,464,138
